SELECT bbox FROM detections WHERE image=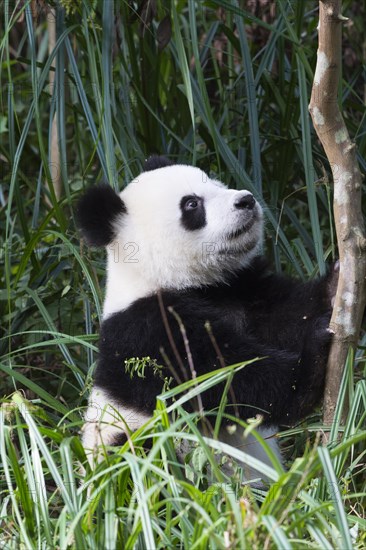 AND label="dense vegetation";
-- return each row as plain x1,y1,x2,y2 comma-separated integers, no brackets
0,1,365,547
